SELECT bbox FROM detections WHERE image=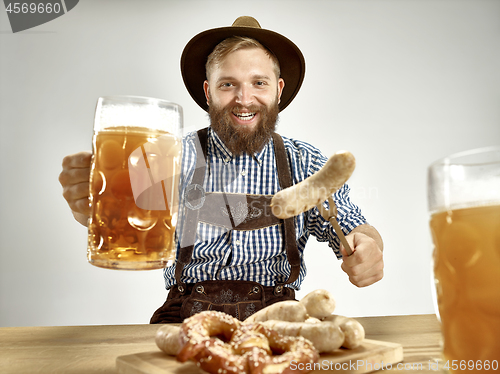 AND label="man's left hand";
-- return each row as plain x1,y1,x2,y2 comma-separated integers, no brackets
340,230,384,287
